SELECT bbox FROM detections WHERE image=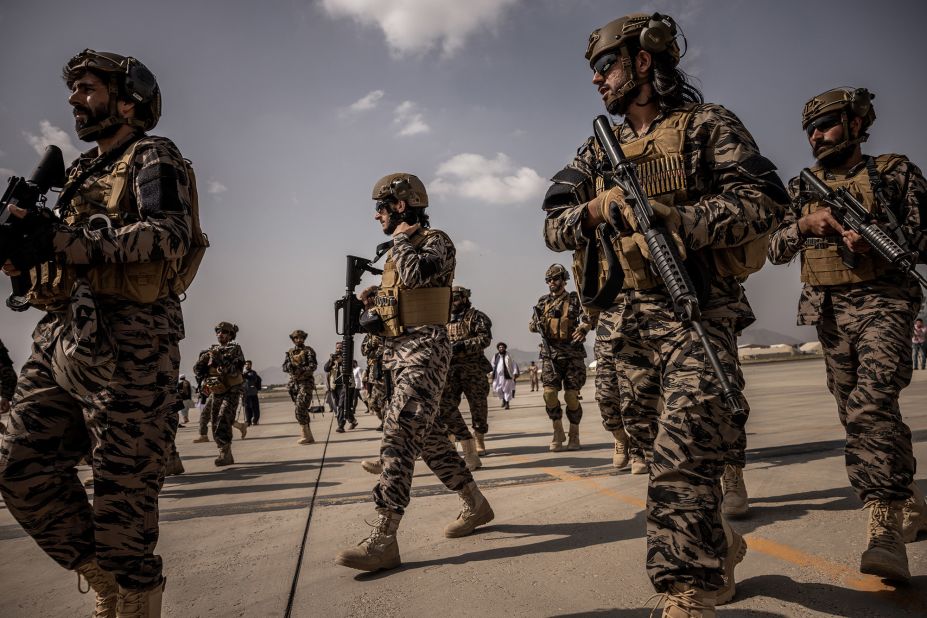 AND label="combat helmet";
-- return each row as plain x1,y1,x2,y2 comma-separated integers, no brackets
802,87,876,160
63,49,161,140
215,321,239,339
290,329,308,341
545,264,570,281
372,173,428,208
585,13,681,113
452,285,471,298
